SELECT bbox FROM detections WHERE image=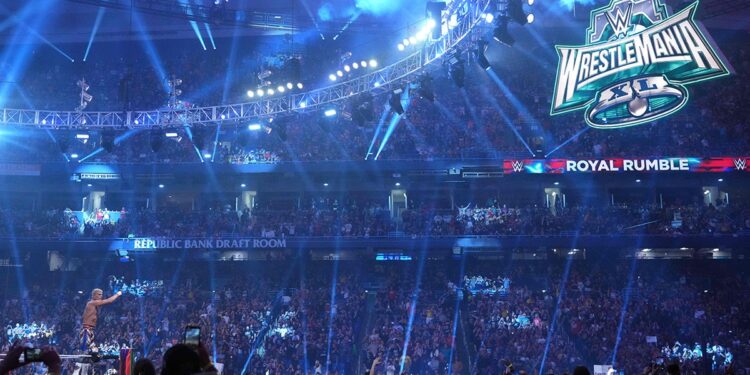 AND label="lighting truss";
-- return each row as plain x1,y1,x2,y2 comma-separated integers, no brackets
3,0,491,129
65,0,297,31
